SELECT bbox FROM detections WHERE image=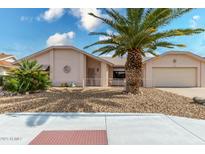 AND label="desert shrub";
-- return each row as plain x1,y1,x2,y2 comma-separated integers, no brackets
61,82,69,87
3,77,20,92
3,60,51,93
0,75,5,86
64,82,69,87
60,82,77,87
69,82,76,87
